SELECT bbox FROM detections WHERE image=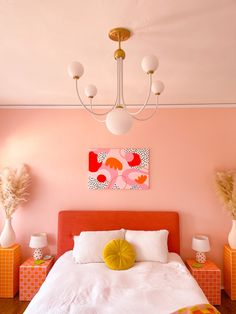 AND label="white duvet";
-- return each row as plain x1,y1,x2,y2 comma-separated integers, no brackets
24,252,208,314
